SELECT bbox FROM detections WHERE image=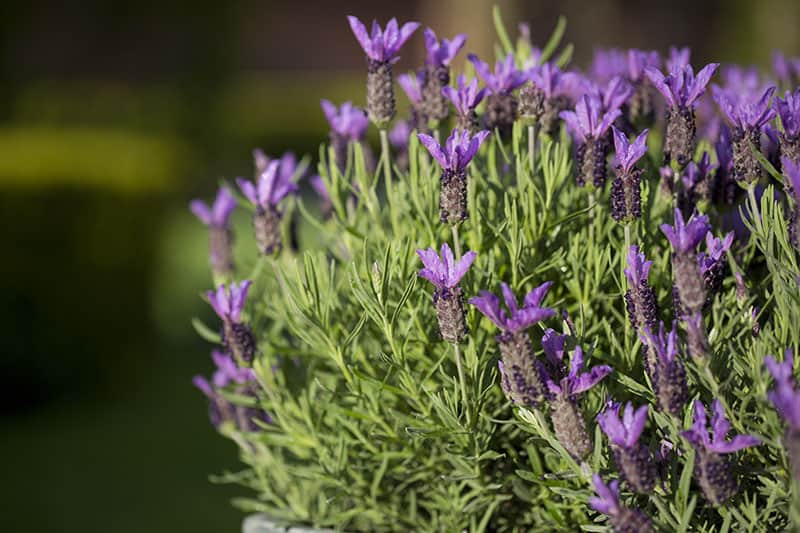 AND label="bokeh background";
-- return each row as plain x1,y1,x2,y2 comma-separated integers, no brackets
1,0,797,531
